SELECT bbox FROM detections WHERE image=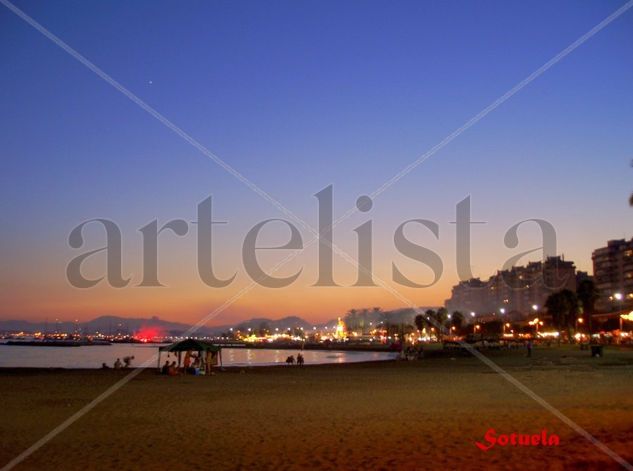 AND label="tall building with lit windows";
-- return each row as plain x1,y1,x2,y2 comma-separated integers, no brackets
445,256,576,320
592,239,633,313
